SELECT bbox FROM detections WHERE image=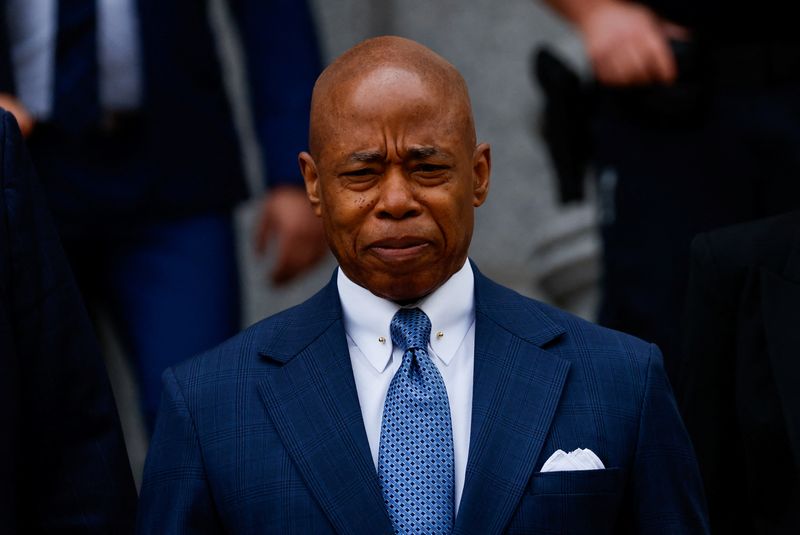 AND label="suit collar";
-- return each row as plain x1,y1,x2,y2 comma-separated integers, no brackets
257,261,566,363
257,269,342,363
470,260,565,348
